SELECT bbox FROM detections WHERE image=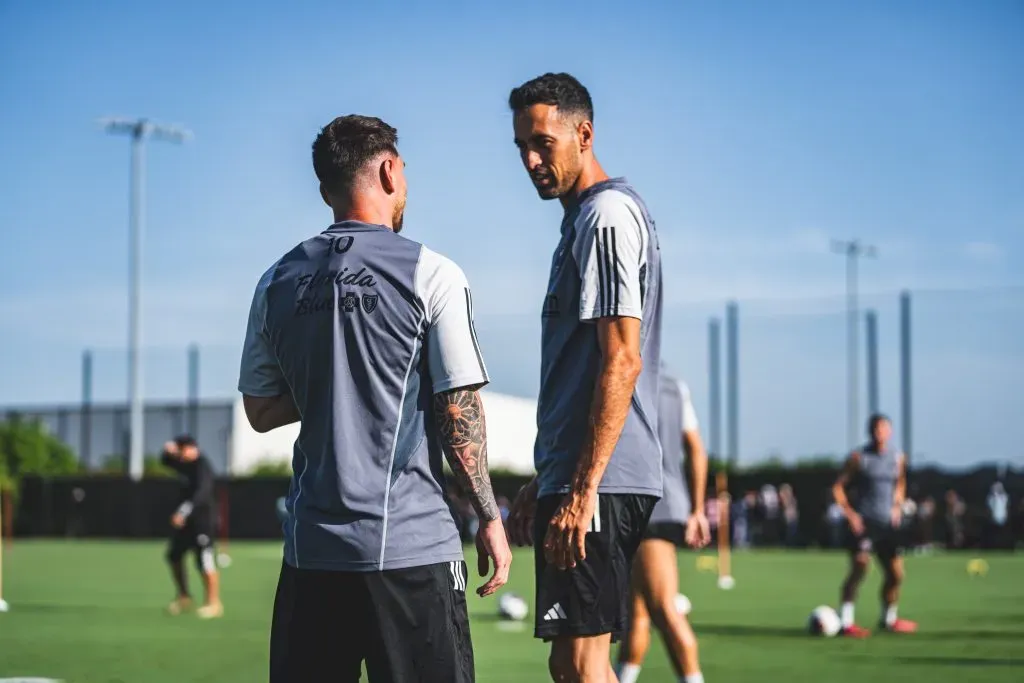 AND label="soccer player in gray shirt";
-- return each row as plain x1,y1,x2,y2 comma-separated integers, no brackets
832,413,917,637
238,115,511,683
504,73,664,683
617,371,710,683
